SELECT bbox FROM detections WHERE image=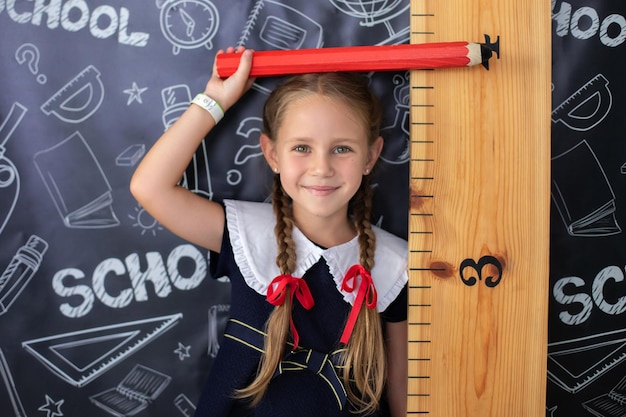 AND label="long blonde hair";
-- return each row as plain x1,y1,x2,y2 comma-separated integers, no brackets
236,73,385,414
